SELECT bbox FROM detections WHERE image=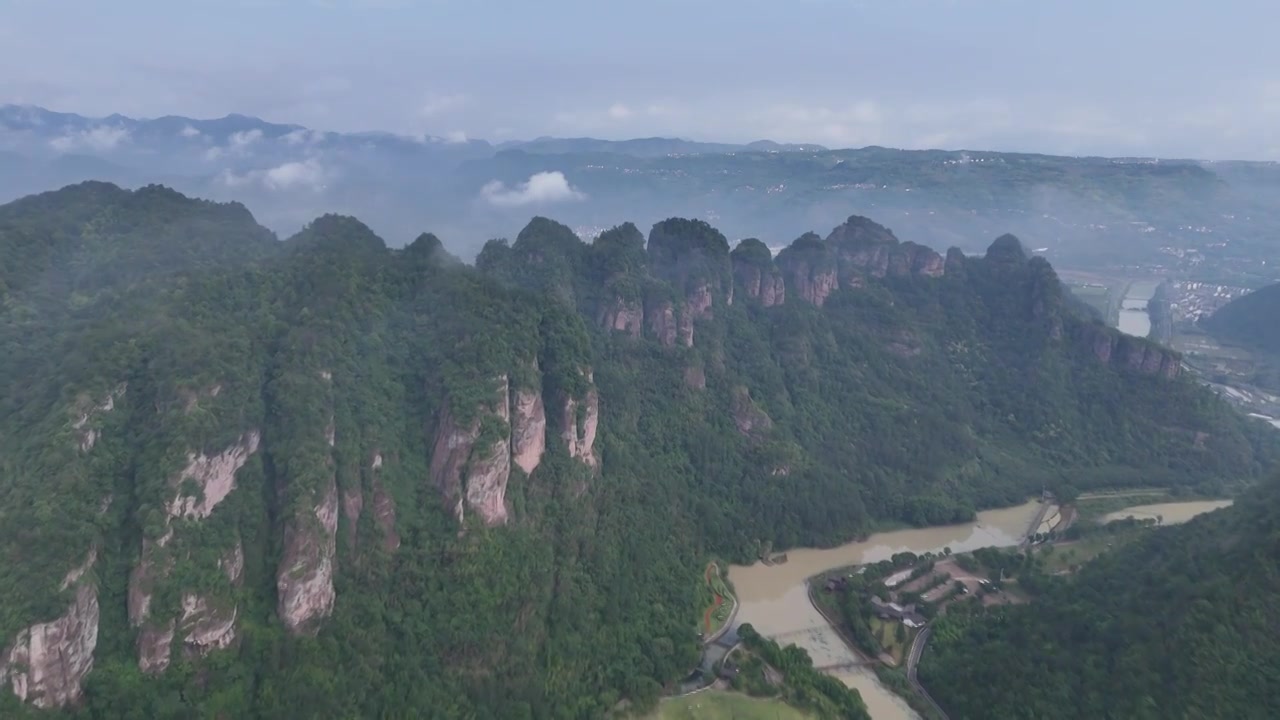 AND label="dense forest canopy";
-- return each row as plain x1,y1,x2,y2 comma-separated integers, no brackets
0,182,1276,718
921,478,1280,720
